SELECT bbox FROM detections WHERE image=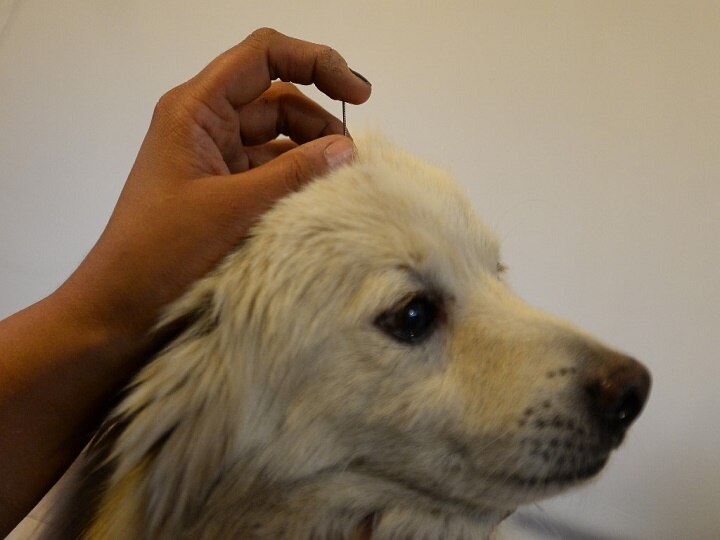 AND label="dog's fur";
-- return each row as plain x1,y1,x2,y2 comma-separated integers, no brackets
55,136,649,539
